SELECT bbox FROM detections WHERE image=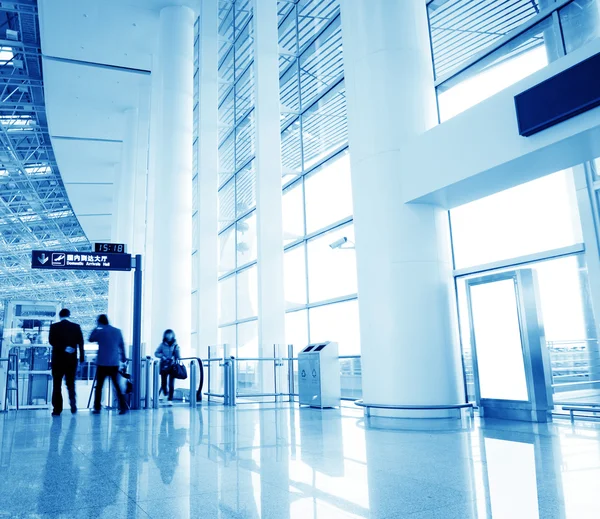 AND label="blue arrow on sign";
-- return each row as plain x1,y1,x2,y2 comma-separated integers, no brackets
37,253,48,265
